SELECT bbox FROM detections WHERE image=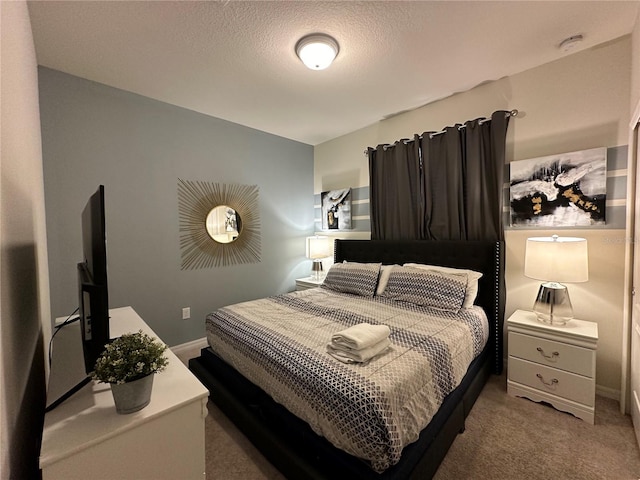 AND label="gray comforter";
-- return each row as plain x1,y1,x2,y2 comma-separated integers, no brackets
206,287,488,472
